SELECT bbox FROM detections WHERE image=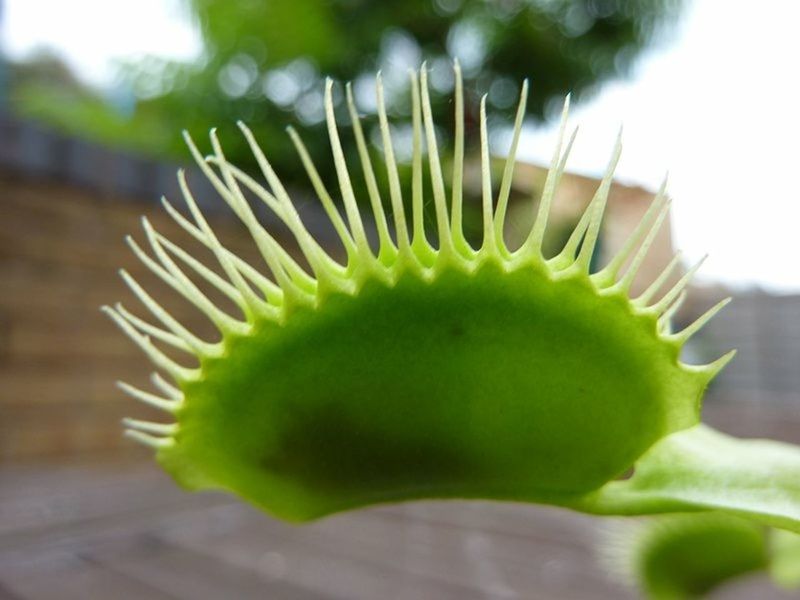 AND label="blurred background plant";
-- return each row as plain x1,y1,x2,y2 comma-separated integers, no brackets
7,0,682,186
